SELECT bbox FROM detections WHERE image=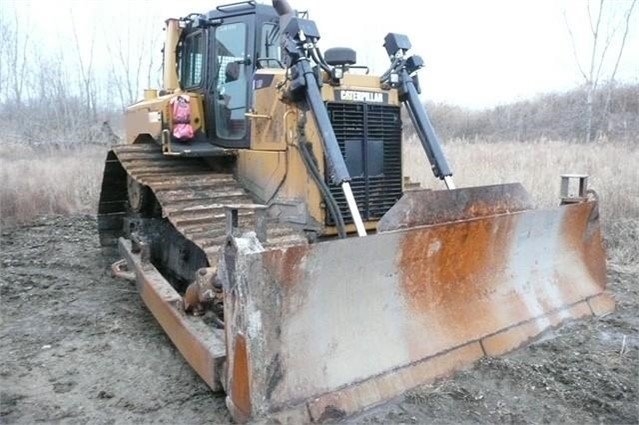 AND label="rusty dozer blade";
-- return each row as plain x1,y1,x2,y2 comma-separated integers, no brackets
219,183,613,422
